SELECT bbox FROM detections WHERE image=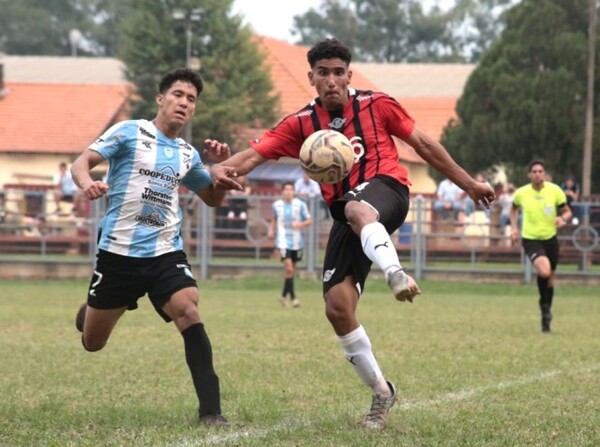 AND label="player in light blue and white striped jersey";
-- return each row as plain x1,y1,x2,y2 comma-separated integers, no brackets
268,181,312,307
70,68,234,426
